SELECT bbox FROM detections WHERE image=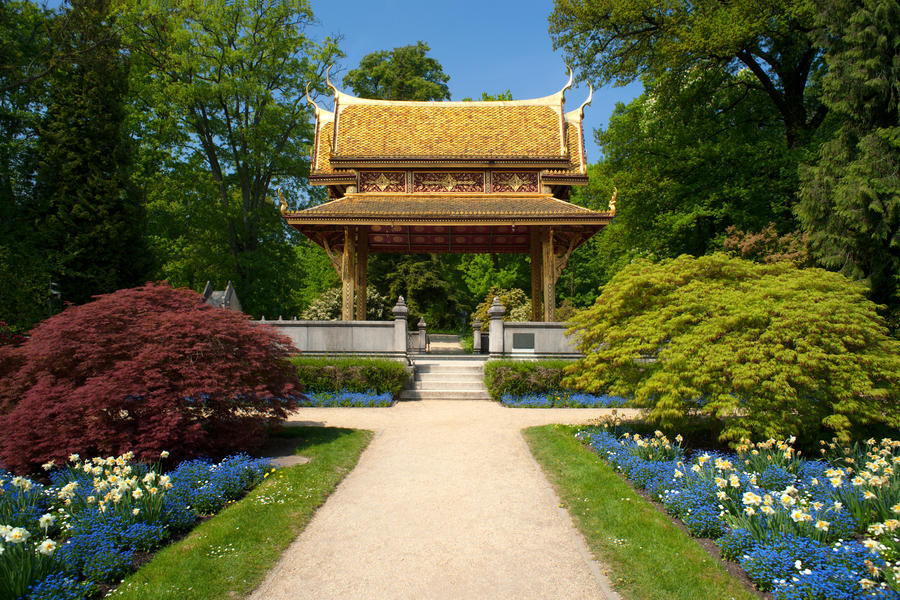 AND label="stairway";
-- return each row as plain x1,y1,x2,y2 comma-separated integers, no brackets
400,355,490,401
